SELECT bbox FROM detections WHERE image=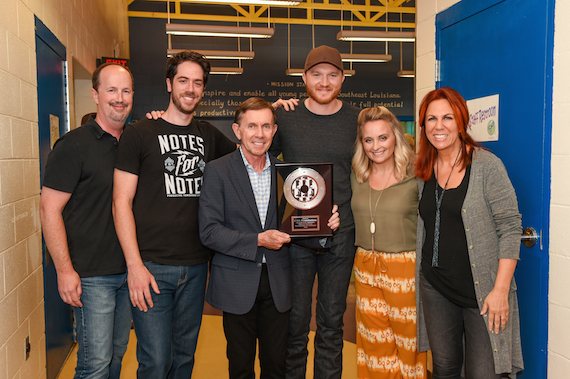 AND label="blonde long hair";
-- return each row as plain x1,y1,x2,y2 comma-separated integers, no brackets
352,106,415,183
